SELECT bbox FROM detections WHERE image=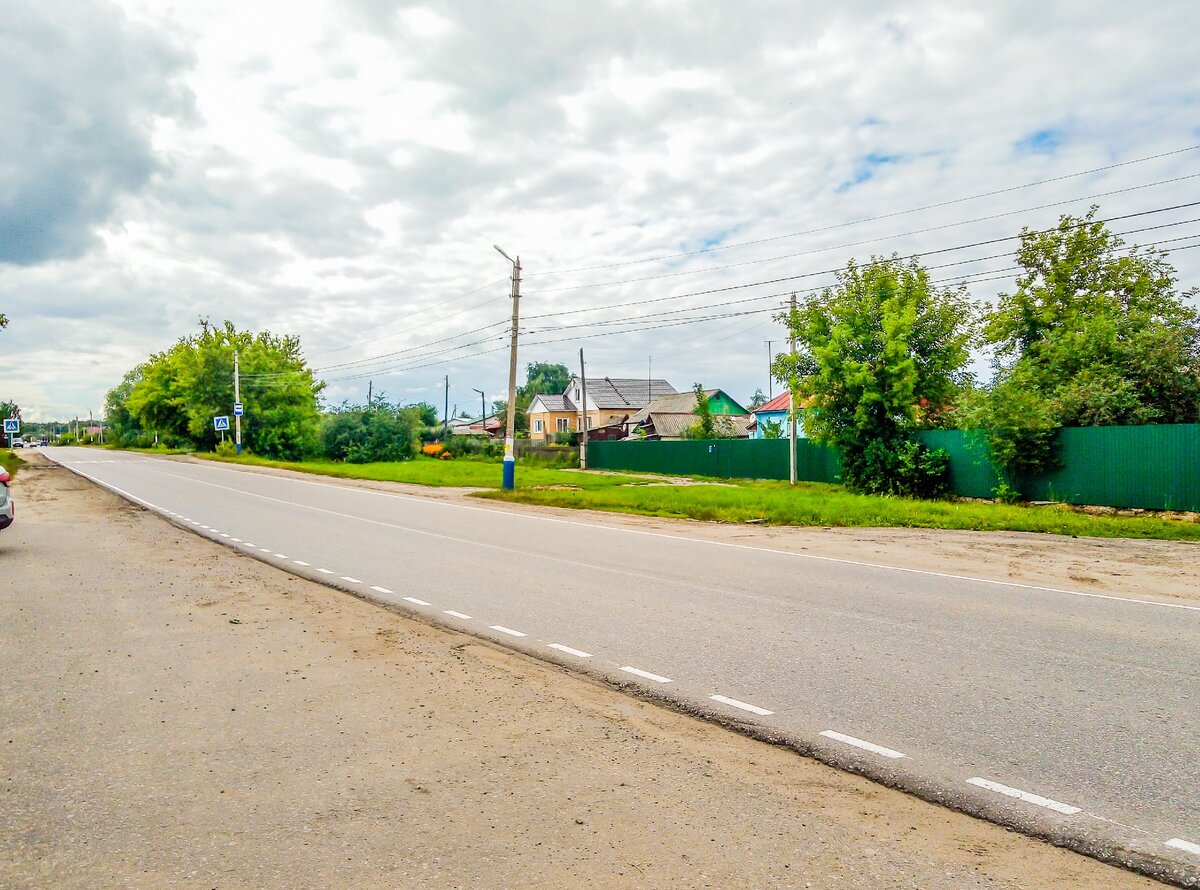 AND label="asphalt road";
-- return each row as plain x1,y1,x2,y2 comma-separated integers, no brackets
44,447,1200,885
